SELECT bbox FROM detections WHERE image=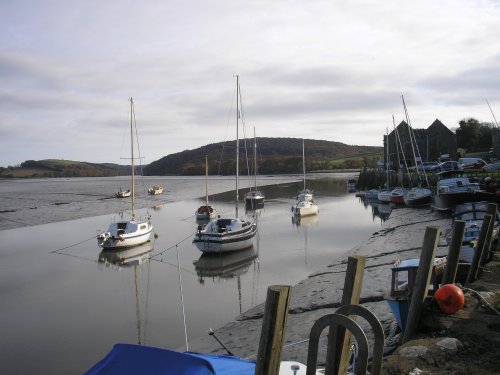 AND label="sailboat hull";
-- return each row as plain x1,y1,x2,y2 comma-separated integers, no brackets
98,220,153,249
292,200,319,217
193,220,257,253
